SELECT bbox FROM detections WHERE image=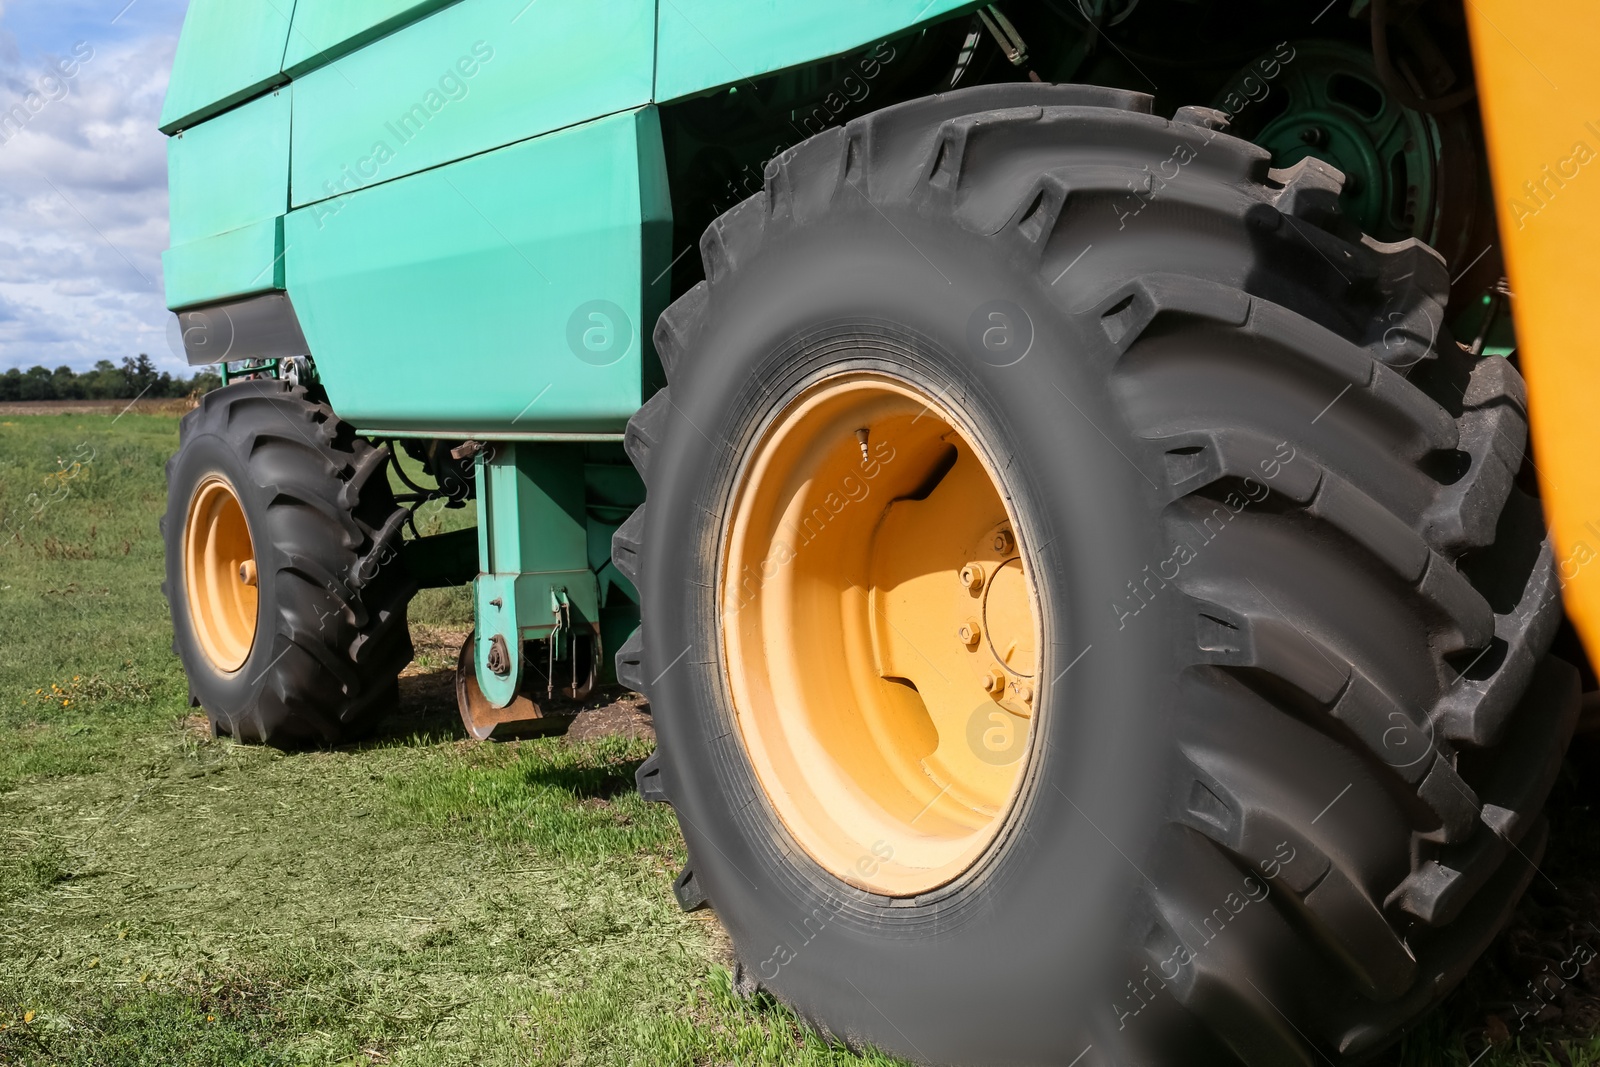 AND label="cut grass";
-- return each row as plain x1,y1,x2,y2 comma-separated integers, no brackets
0,412,906,1066
0,414,193,791
385,735,681,861
1,410,1596,1066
